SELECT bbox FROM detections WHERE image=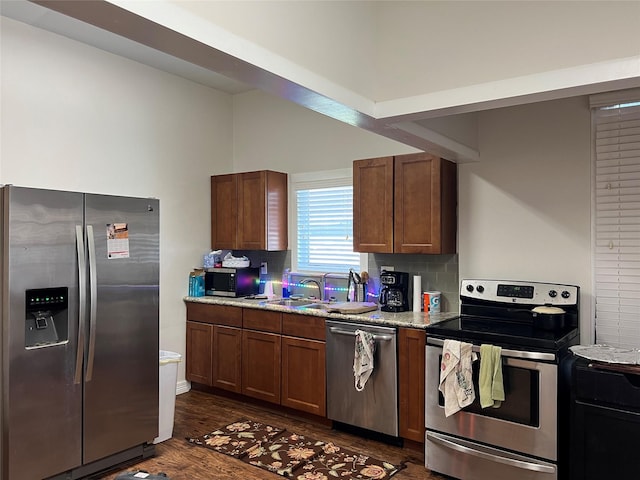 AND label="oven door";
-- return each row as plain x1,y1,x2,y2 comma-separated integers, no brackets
425,339,558,472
